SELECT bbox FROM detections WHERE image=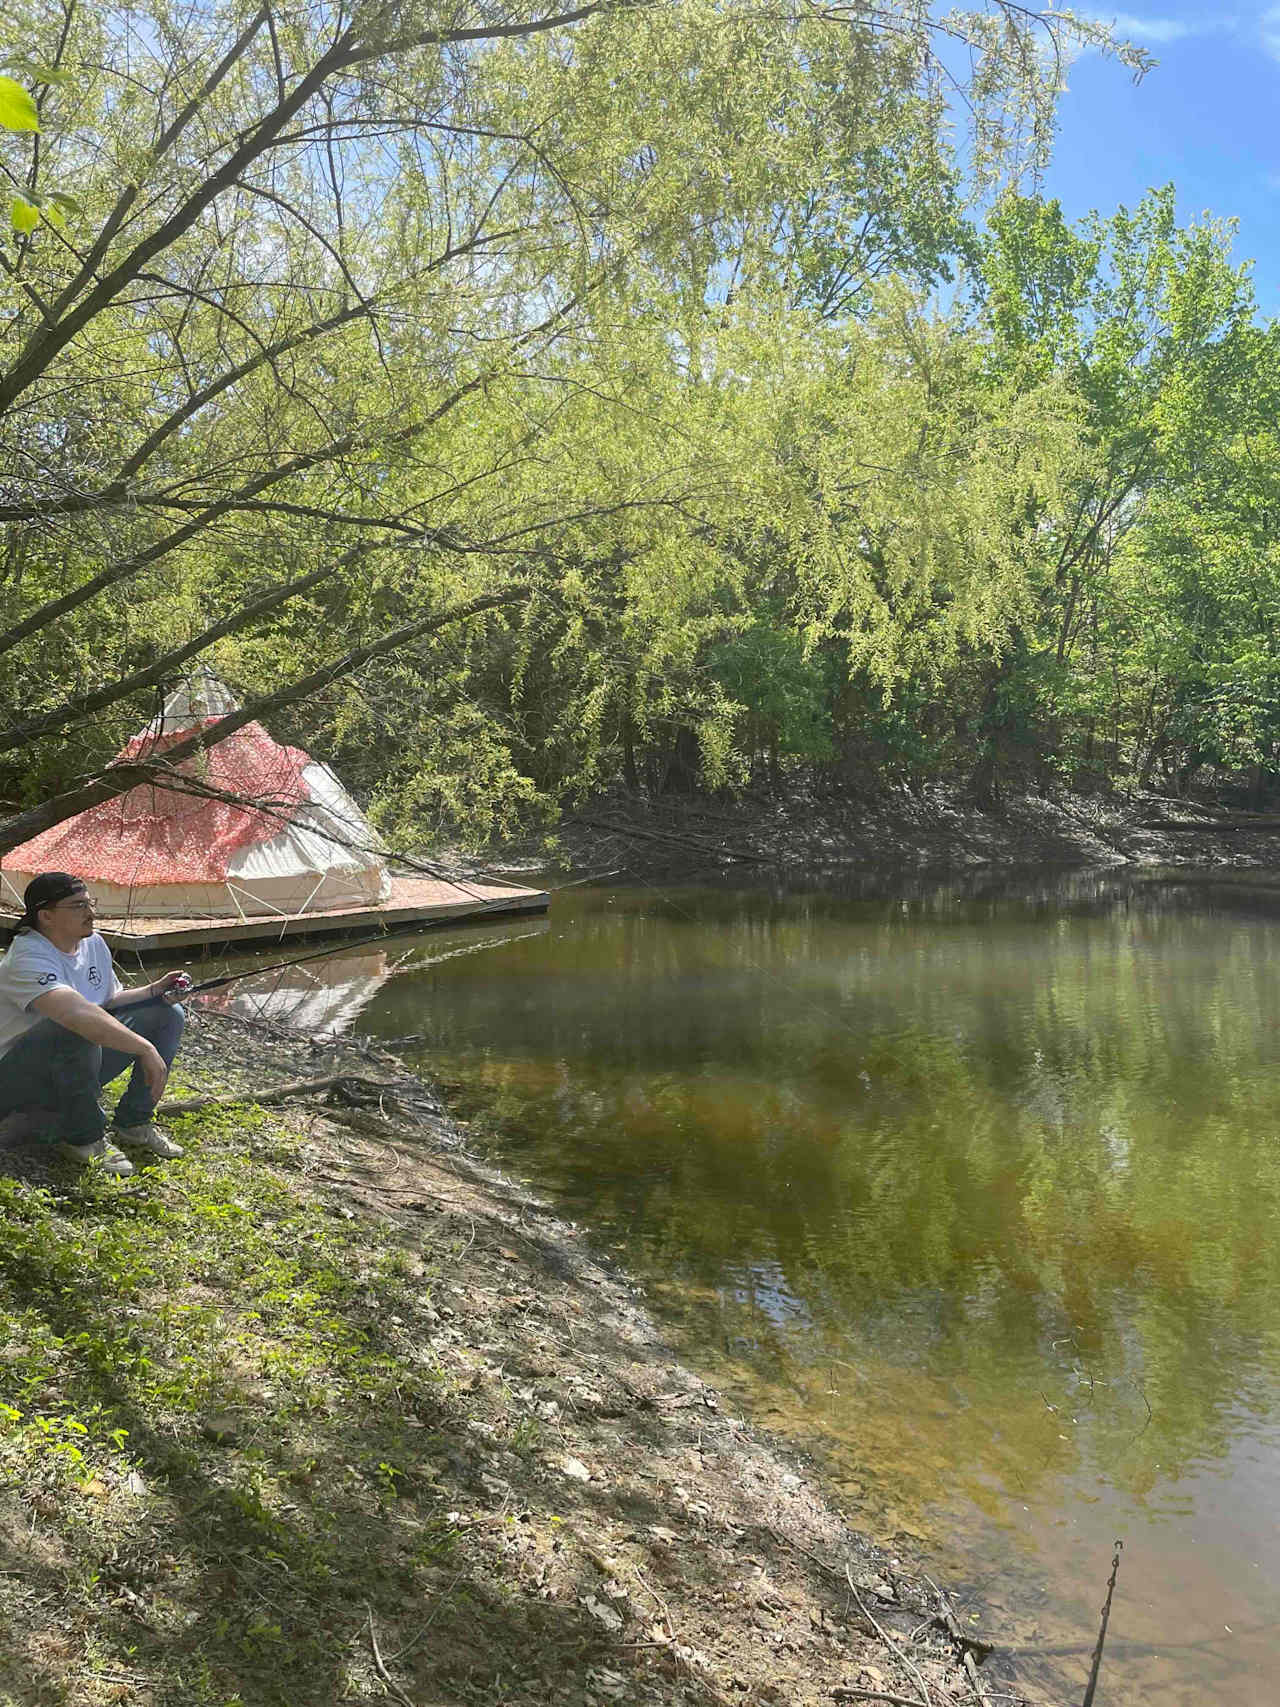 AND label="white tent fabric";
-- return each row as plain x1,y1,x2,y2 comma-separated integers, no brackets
2,671,392,920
